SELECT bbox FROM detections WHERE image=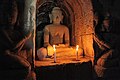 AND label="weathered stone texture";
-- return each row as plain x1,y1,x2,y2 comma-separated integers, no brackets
64,0,94,57
24,0,36,32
